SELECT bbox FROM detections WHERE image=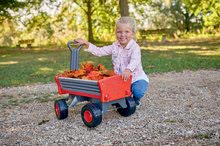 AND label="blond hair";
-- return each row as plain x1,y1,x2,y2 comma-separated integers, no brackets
116,16,137,33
